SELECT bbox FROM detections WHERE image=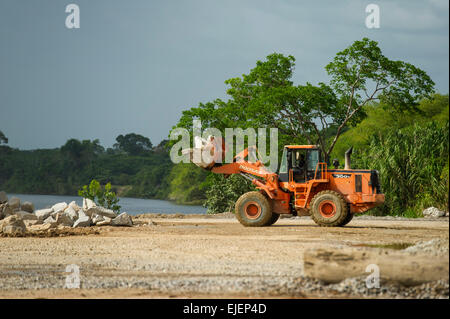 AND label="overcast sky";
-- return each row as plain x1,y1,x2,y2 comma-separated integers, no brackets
0,0,448,150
